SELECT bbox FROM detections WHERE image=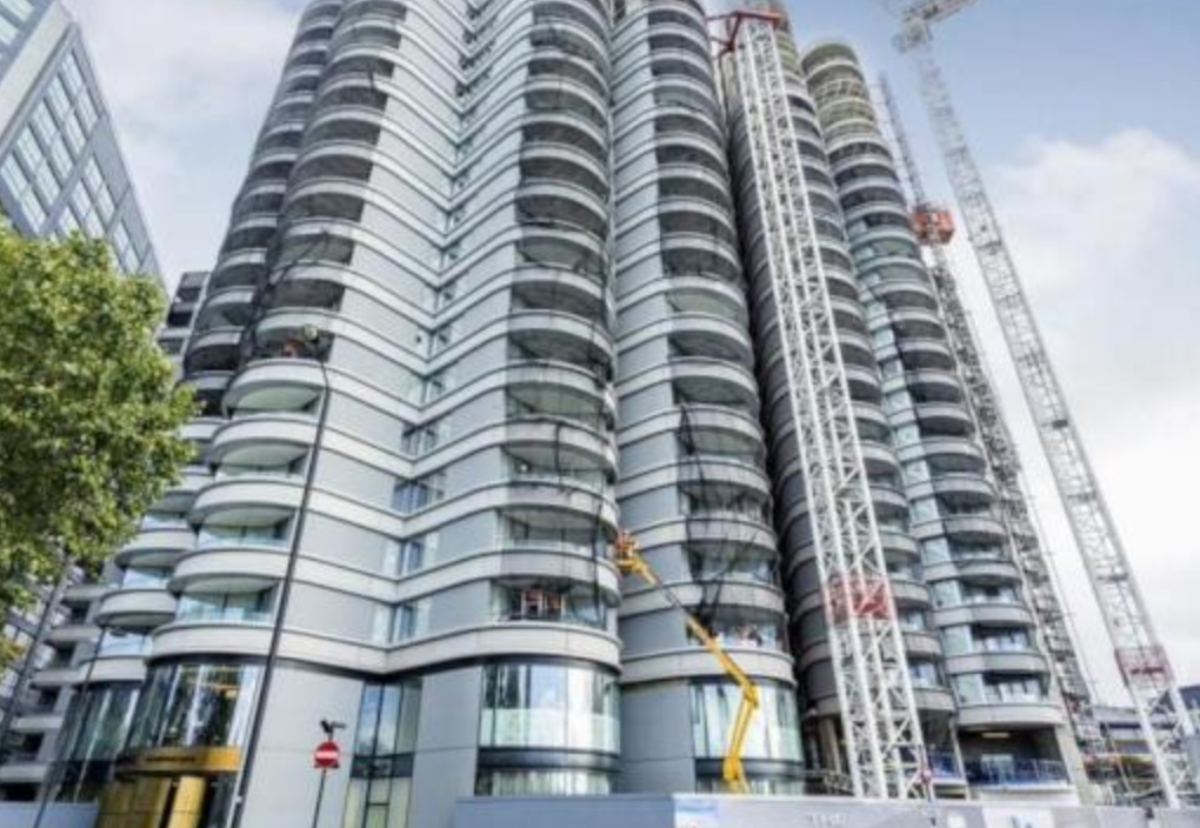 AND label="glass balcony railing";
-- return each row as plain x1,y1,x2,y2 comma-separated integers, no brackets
964,758,1069,787
927,750,963,780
